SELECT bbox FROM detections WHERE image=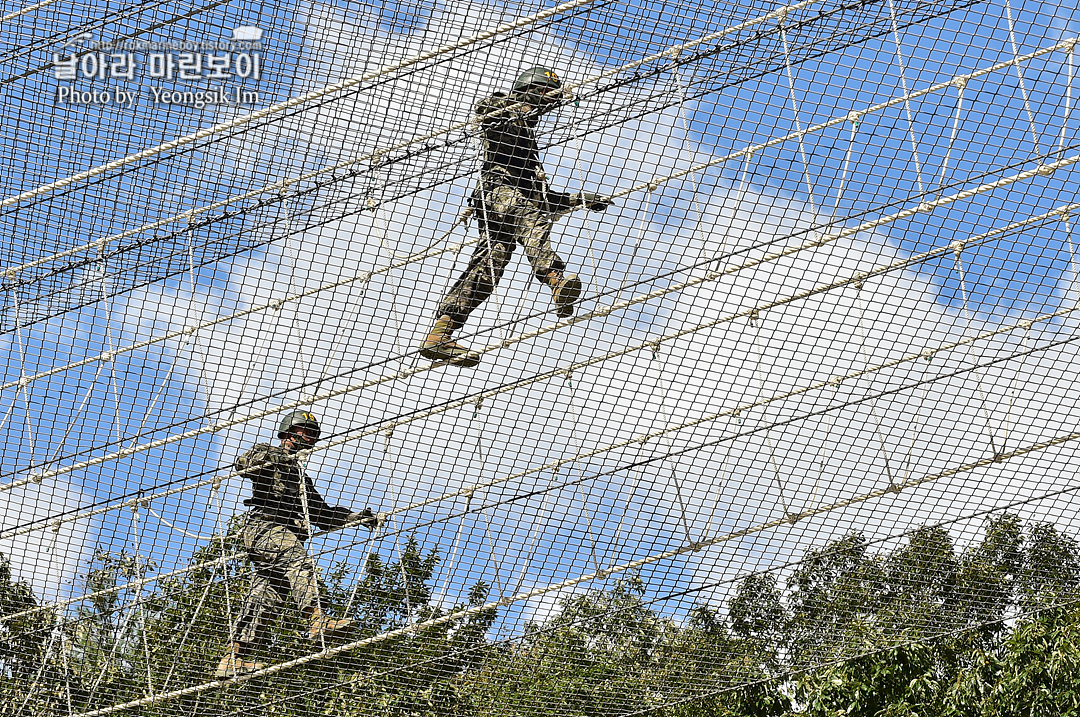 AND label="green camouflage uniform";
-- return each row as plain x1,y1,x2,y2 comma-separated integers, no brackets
232,443,354,646
436,92,586,326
